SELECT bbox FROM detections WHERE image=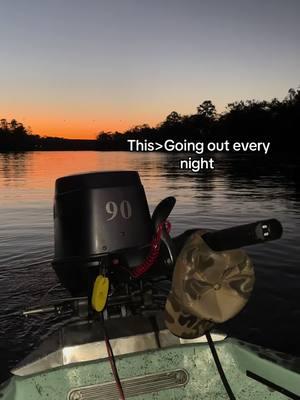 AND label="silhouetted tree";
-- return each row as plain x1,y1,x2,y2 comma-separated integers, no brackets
197,100,216,119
